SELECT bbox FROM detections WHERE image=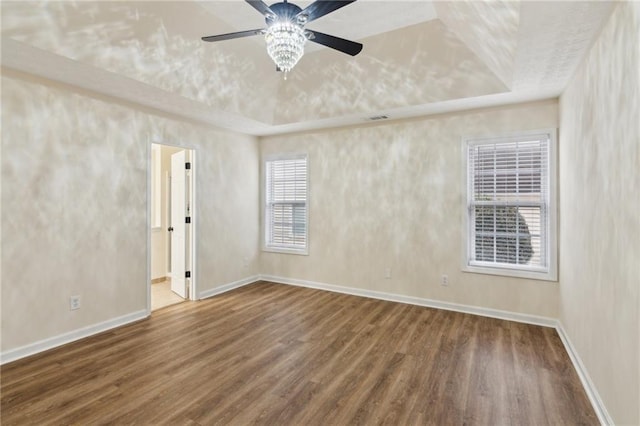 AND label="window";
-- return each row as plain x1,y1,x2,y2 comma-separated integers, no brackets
264,154,308,254
464,130,557,280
